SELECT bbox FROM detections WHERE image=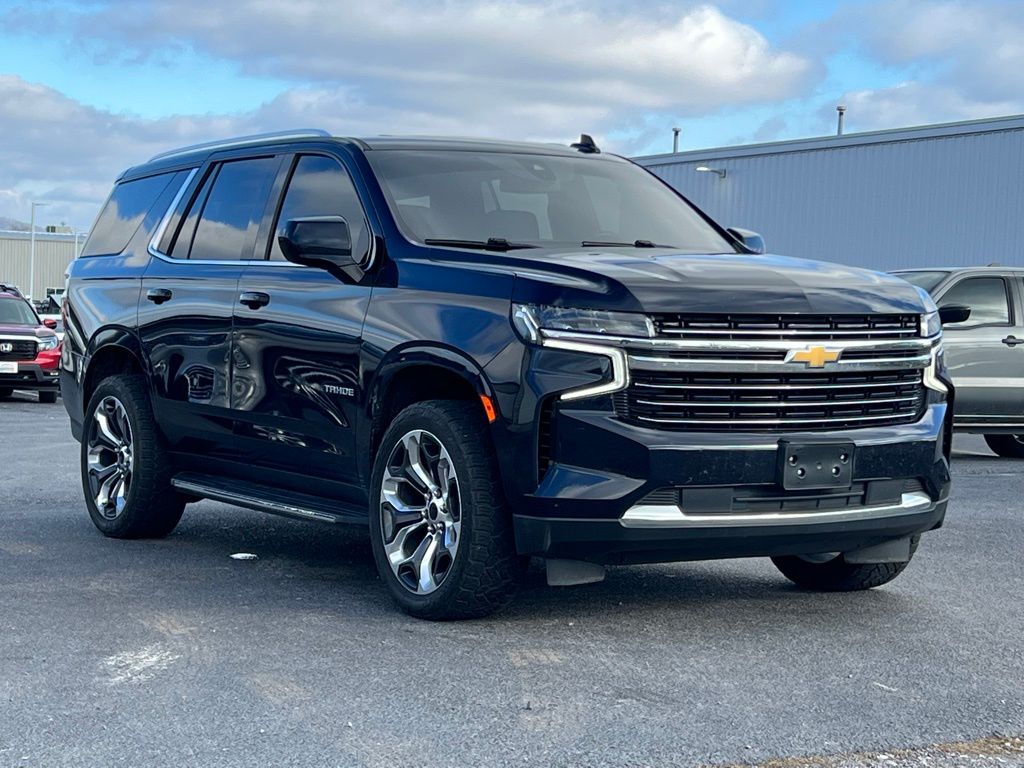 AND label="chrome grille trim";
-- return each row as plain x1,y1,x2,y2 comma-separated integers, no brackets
633,412,920,427
628,353,932,374
633,395,919,409
650,313,921,341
